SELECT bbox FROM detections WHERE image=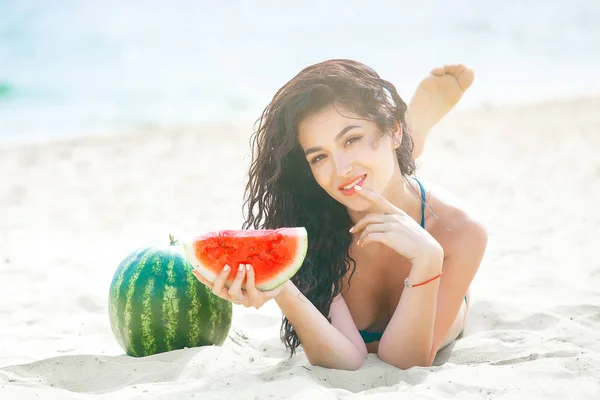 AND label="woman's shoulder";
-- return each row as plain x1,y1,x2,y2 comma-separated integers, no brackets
418,178,488,248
